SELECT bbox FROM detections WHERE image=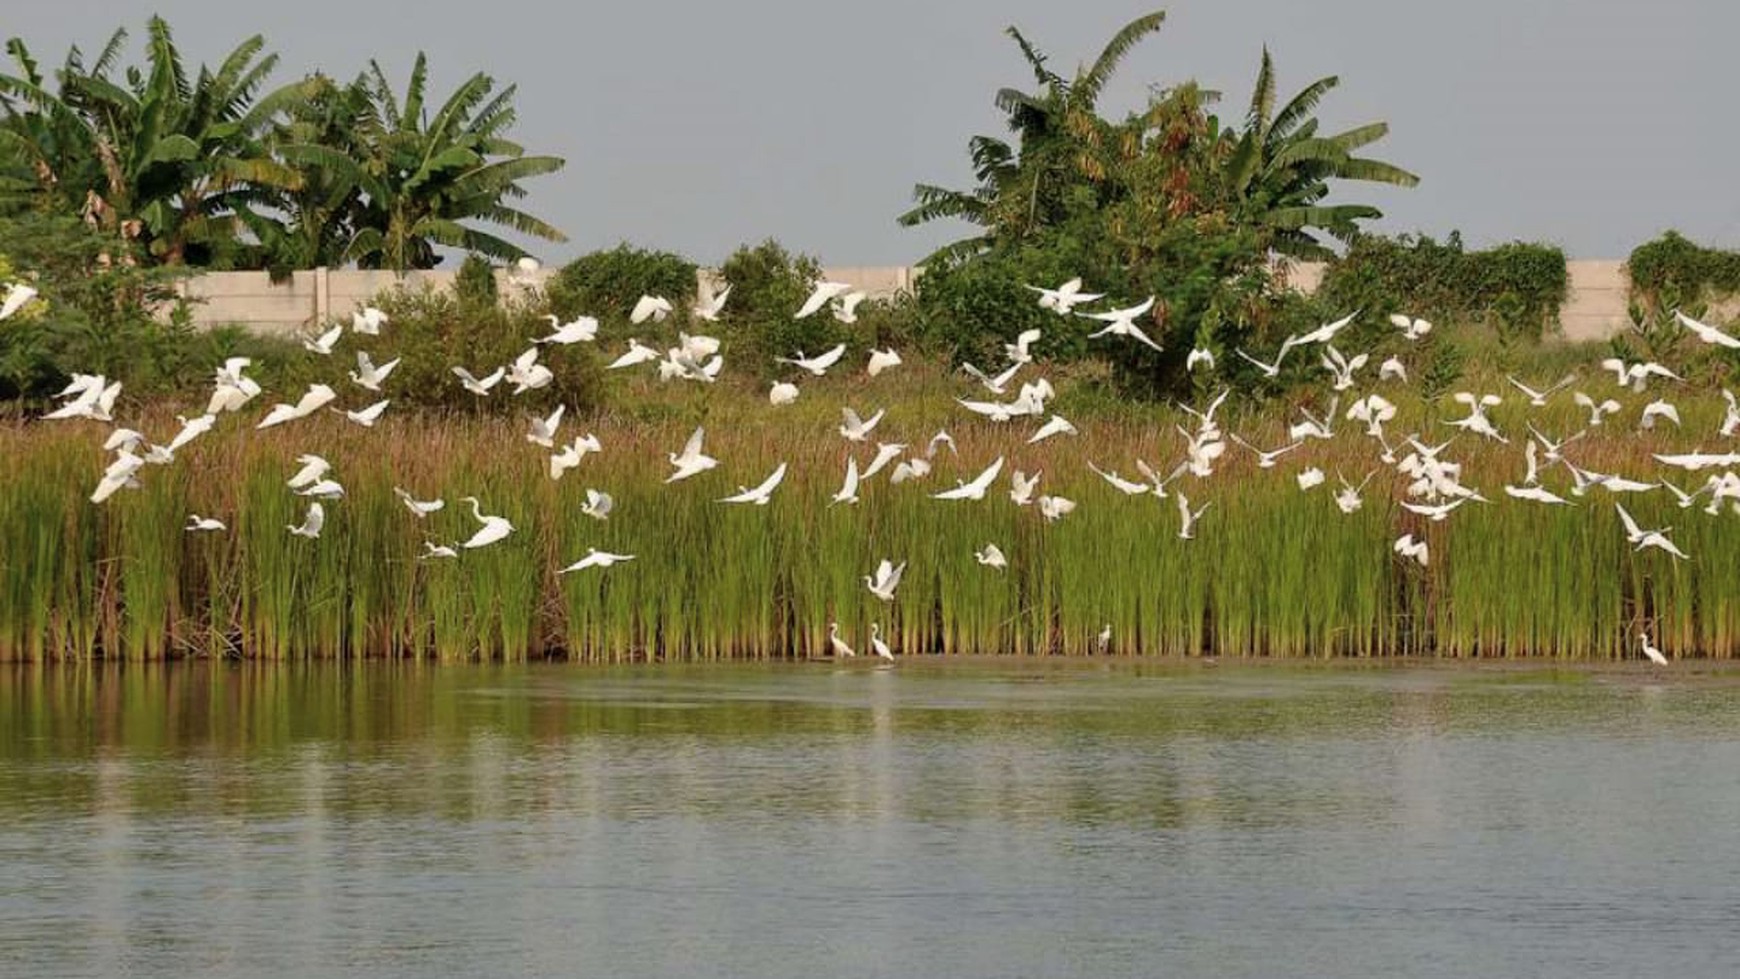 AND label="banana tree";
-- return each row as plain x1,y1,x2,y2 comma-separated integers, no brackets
1220,49,1419,260
343,53,566,272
